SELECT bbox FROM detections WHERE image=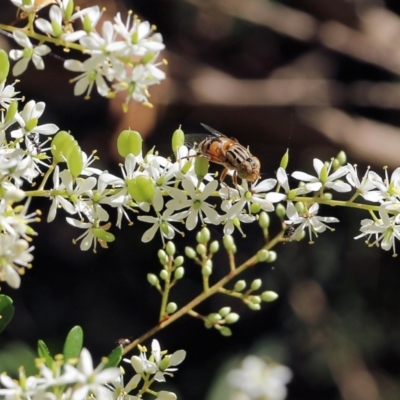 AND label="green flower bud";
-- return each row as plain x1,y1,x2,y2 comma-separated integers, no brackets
185,246,197,259
225,313,240,324
234,280,246,292
159,356,170,372
261,291,279,302
219,307,231,317
202,265,212,277
117,129,143,157
204,259,213,269
251,279,262,291
174,256,184,267
165,241,176,256
195,157,209,180
196,244,207,255
320,164,328,184
209,240,219,253
336,150,346,166
158,249,167,260
219,327,232,337
250,295,261,304
174,266,185,280
204,321,213,329
166,302,178,314
128,175,155,203
250,203,261,214
172,127,185,155
267,251,277,263
92,229,115,242
65,0,74,20
295,202,305,214
5,101,18,124
256,249,269,262
51,19,62,37
248,303,261,311
323,192,333,200
159,270,169,280
280,149,289,169
332,158,340,170
258,211,270,229
275,203,286,218
147,273,159,286
288,189,297,200
0,49,10,83
208,313,221,323
223,235,235,251
199,227,211,243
